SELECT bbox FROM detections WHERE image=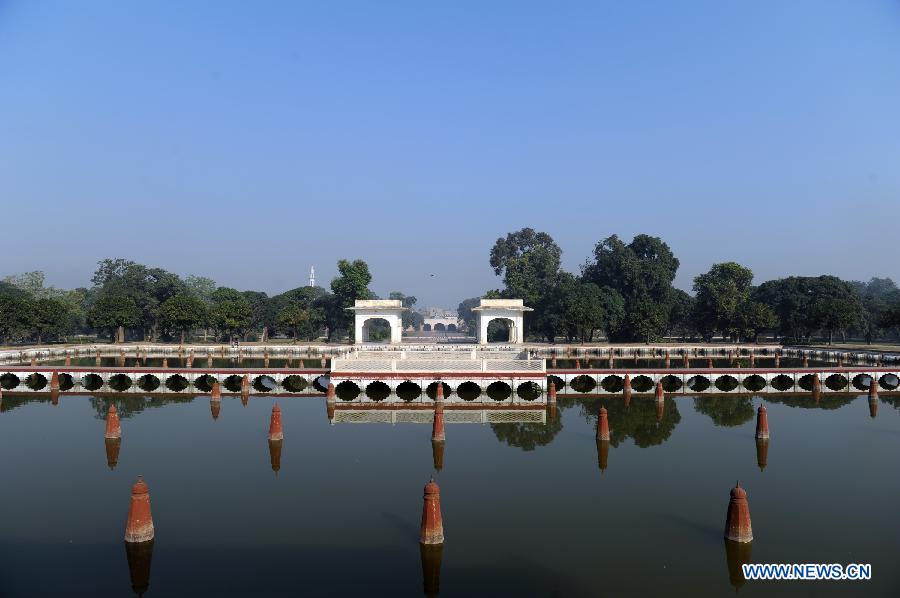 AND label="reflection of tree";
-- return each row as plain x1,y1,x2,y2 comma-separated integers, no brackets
578,397,680,448
0,394,53,413
489,398,569,451
693,396,755,427
763,395,854,410
878,396,900,411
90,395,195,419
